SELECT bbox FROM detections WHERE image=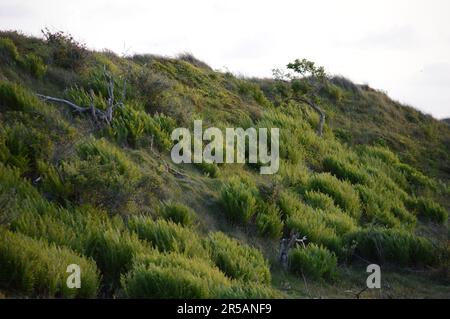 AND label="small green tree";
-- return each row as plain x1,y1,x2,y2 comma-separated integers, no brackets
274,58,329,136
